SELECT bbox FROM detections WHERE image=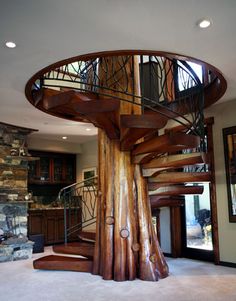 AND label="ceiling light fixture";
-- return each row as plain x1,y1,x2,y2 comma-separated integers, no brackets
86,128,91,131
5,41,16,48
62,136,67,140
197,18,212,29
